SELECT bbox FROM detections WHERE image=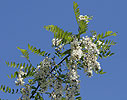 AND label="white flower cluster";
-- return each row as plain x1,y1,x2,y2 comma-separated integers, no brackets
70,38,83,61
70,36,101,77
92,34,96,40
79,15,89,24
81,36,101,77
51,80,63,100
52,38,62,47
79,15,89,21
81,36,100,54
65,61,80,100
68,62,79,82
34,57,51,93
52,38,64,50
19,85,31,100
15,66,27,86
97,40,105,46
